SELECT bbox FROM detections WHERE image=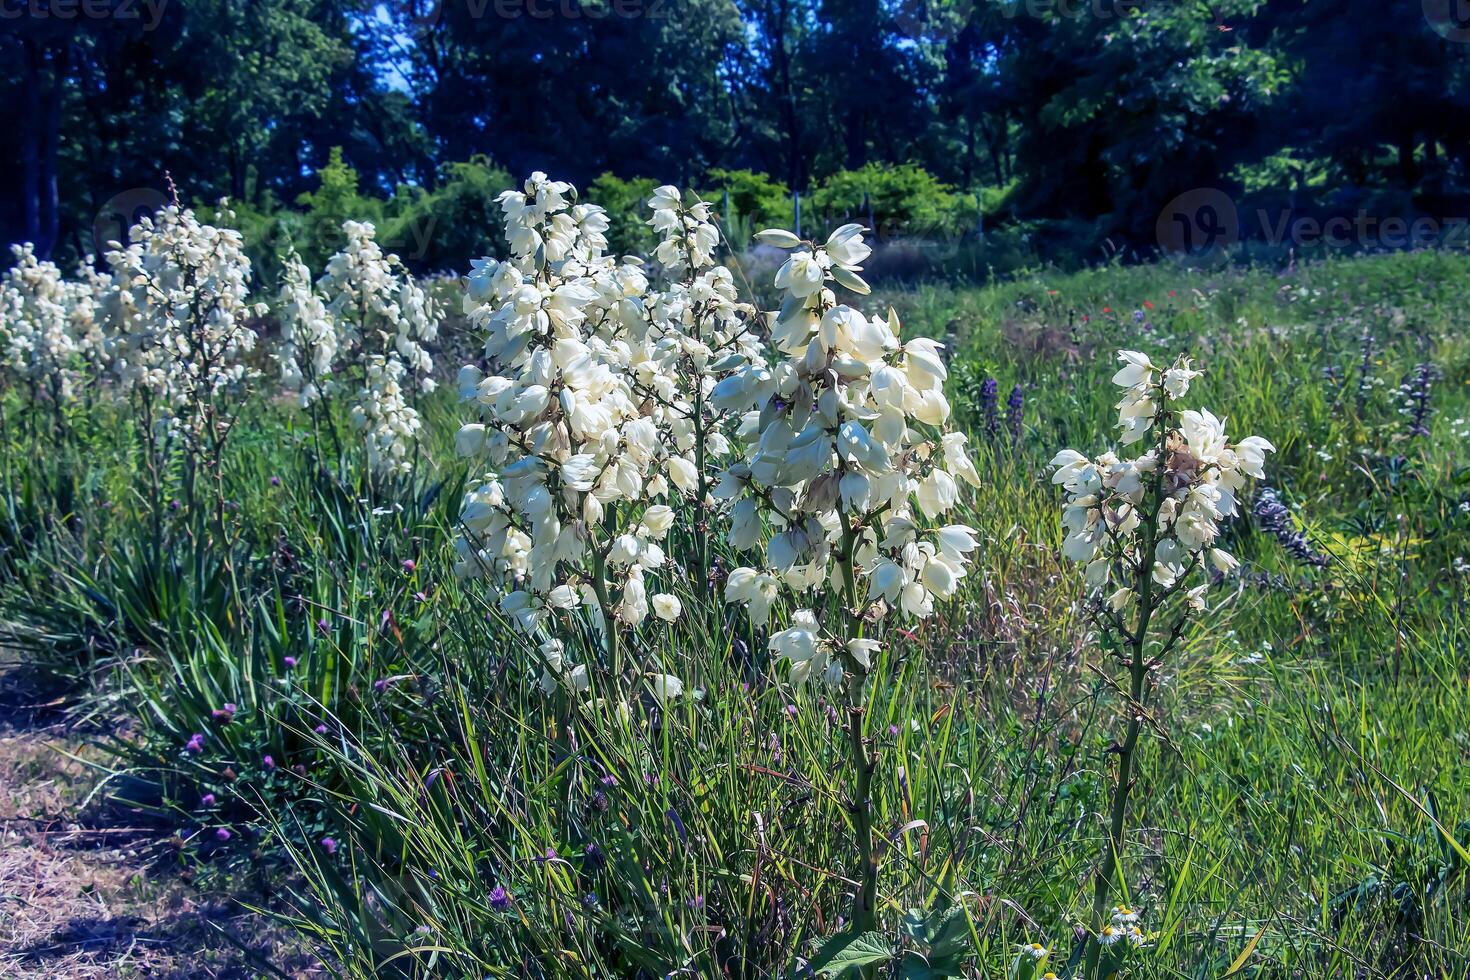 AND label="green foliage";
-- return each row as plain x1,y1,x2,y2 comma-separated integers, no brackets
811,163,976,239
293,148,386,266
5,251,1470,977
384,157,516,273
587,173,661,257
701,168,794,232
14,0,1470,271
